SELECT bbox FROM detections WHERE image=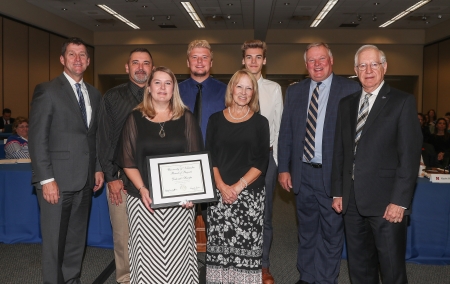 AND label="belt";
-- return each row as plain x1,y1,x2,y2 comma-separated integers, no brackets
269,146,273,151
303,162,322,168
